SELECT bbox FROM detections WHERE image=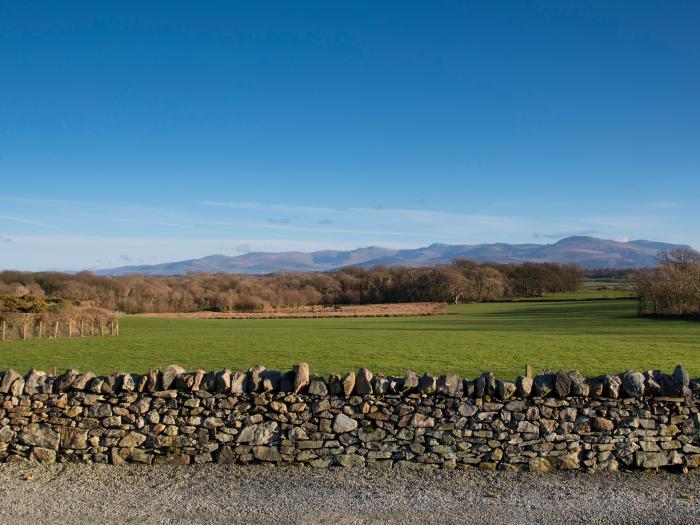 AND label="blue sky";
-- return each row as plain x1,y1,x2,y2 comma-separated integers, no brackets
1,1,699,270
